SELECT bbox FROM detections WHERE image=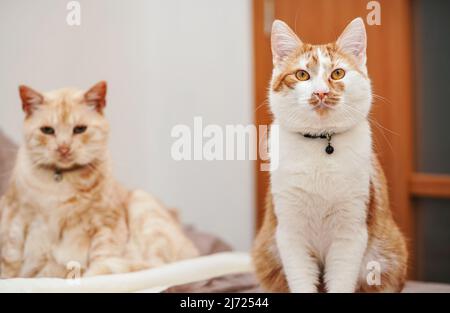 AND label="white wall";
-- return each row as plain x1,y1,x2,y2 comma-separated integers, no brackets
0,0,254,250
